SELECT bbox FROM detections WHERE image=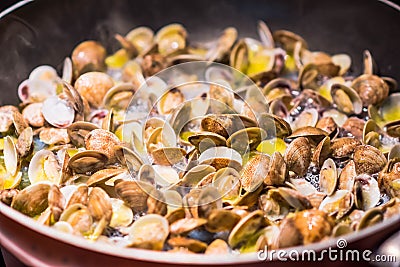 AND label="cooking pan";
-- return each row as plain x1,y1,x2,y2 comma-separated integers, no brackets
0,0,399,266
